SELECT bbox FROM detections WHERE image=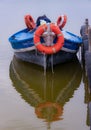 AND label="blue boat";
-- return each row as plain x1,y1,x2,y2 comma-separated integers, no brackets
9,15,82,67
